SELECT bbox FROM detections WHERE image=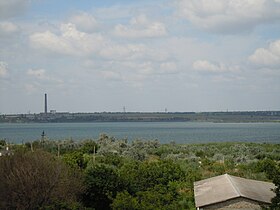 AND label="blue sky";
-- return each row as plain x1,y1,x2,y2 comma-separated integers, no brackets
0,0,280,114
